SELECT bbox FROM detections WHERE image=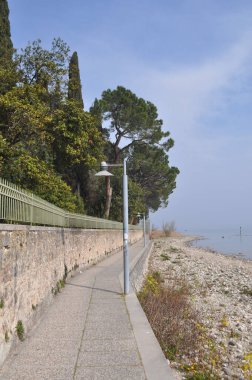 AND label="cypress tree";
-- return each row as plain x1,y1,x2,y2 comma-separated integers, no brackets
68,51,84,109
0,0,13,61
